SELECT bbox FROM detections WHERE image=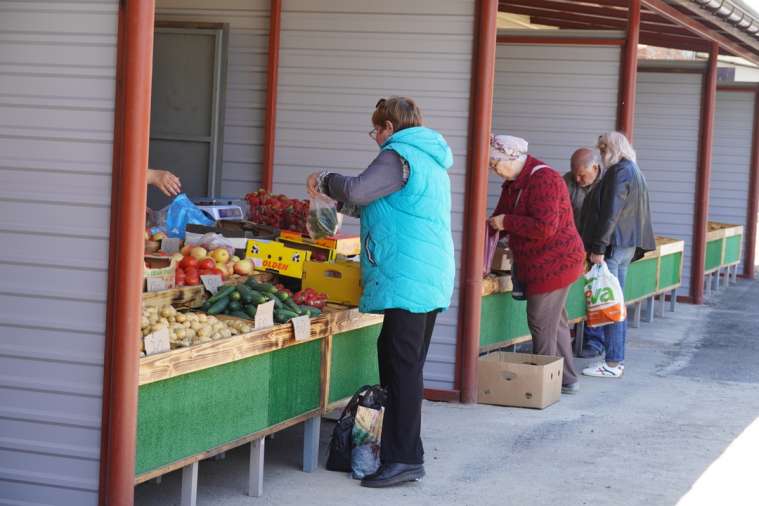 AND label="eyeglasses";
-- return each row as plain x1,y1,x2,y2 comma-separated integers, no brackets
369,127,378,140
